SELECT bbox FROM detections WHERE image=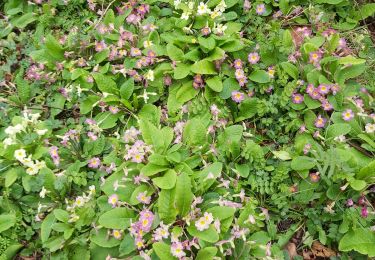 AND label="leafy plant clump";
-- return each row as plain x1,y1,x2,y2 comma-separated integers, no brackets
0,0,375,259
